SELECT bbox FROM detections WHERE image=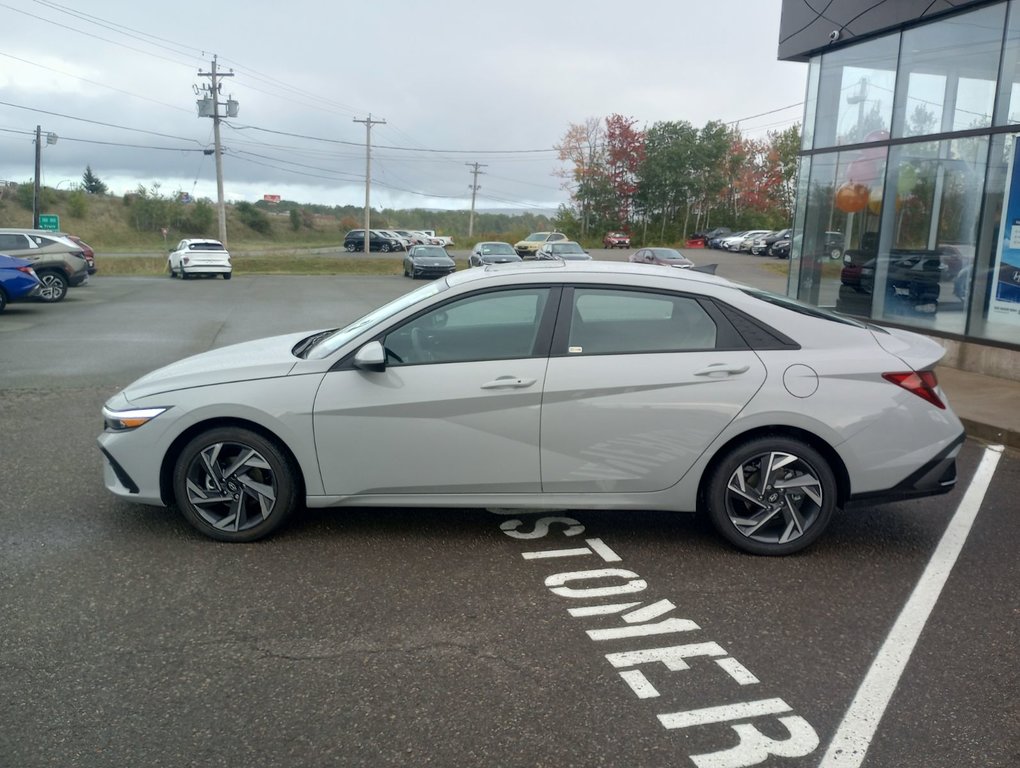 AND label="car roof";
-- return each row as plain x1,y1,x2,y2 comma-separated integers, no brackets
446,259,738,291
